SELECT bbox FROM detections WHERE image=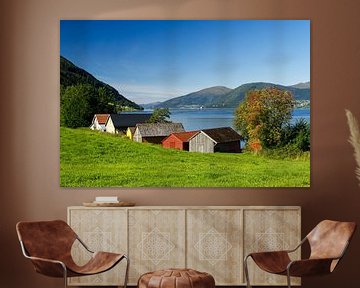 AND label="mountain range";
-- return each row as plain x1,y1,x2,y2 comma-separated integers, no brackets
291,81,310,89
61,56,309,110
143,81,310,109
